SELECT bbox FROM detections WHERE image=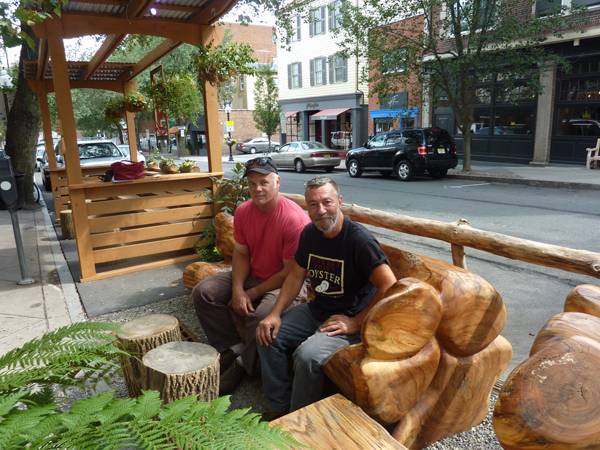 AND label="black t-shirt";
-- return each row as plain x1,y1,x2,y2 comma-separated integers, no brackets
295,216,390,322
